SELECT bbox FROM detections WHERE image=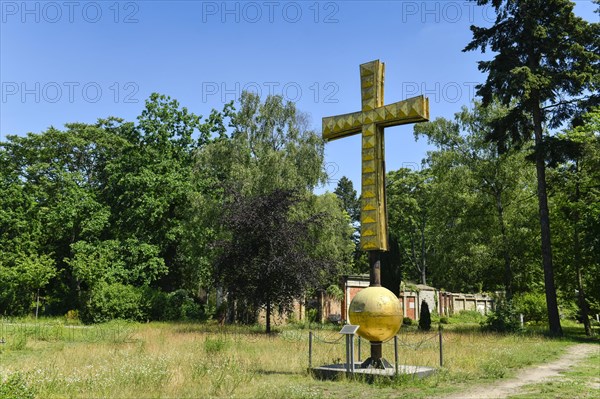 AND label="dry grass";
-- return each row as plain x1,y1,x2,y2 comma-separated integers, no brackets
0,320,586,398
